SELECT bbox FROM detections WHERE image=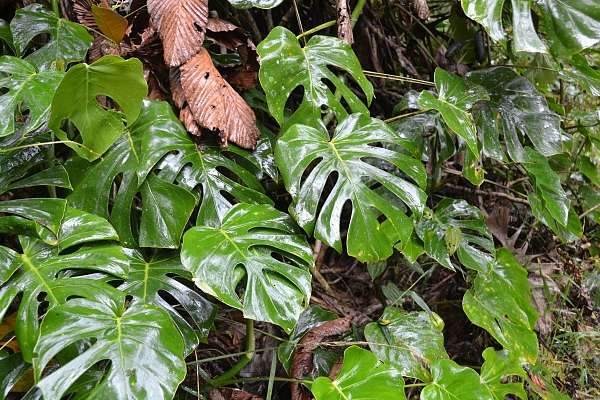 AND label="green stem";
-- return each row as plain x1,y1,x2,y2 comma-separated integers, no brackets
297,0,367,40
207,319,255,388
51,0,60,16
